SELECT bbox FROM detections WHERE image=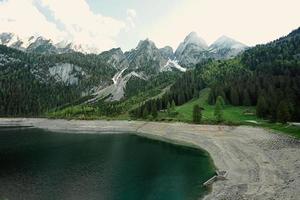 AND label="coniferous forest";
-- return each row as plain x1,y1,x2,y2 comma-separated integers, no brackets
130,28,300,123
1,27,300,127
